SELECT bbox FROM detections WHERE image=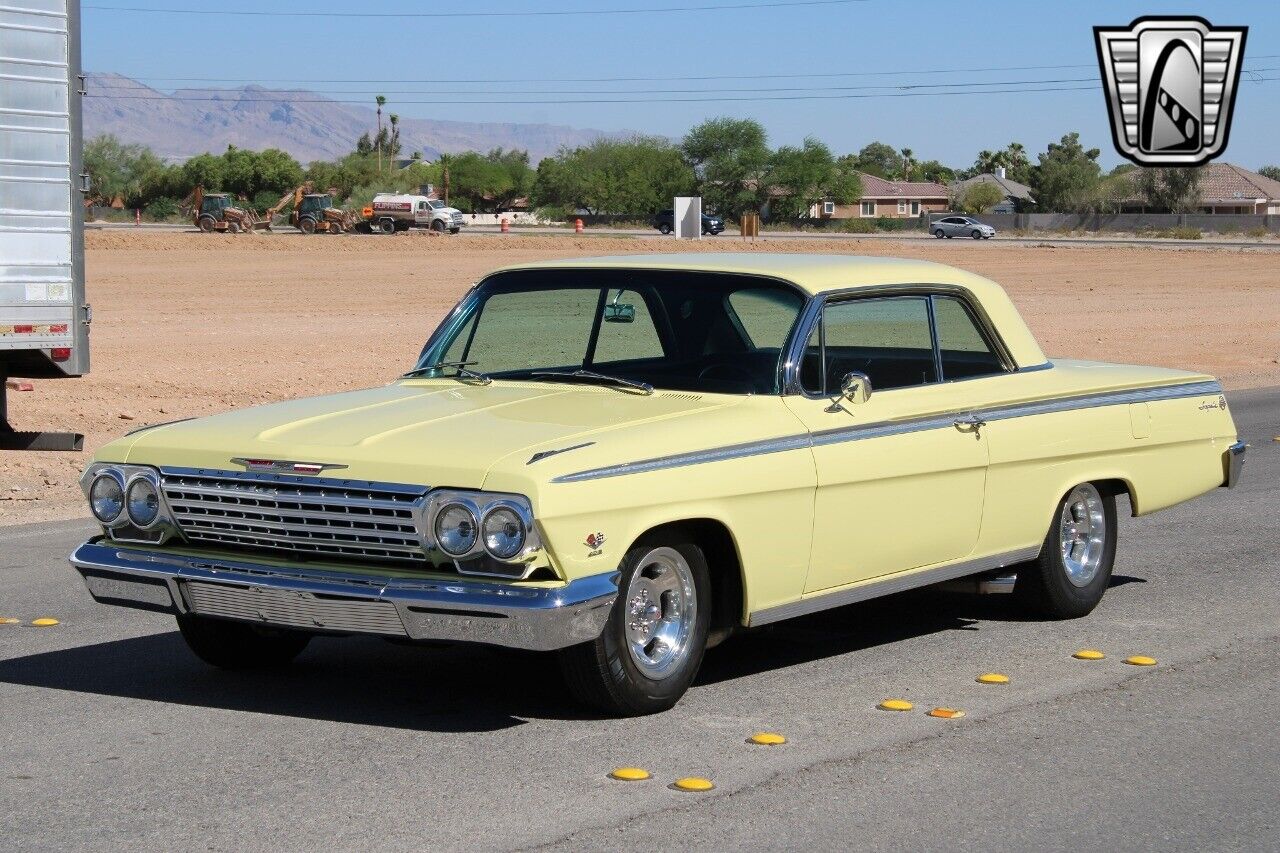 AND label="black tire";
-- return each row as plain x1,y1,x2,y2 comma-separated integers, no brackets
176,614,311,669
226,221,241,234
934,229,945,238
431,219,446,233
658,223,672,235
299,217,316,235
378,218,396,235
971,229,982,239
559,536,711,716
1013,484,1118,619
449,228,460,234
198,216,216,233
